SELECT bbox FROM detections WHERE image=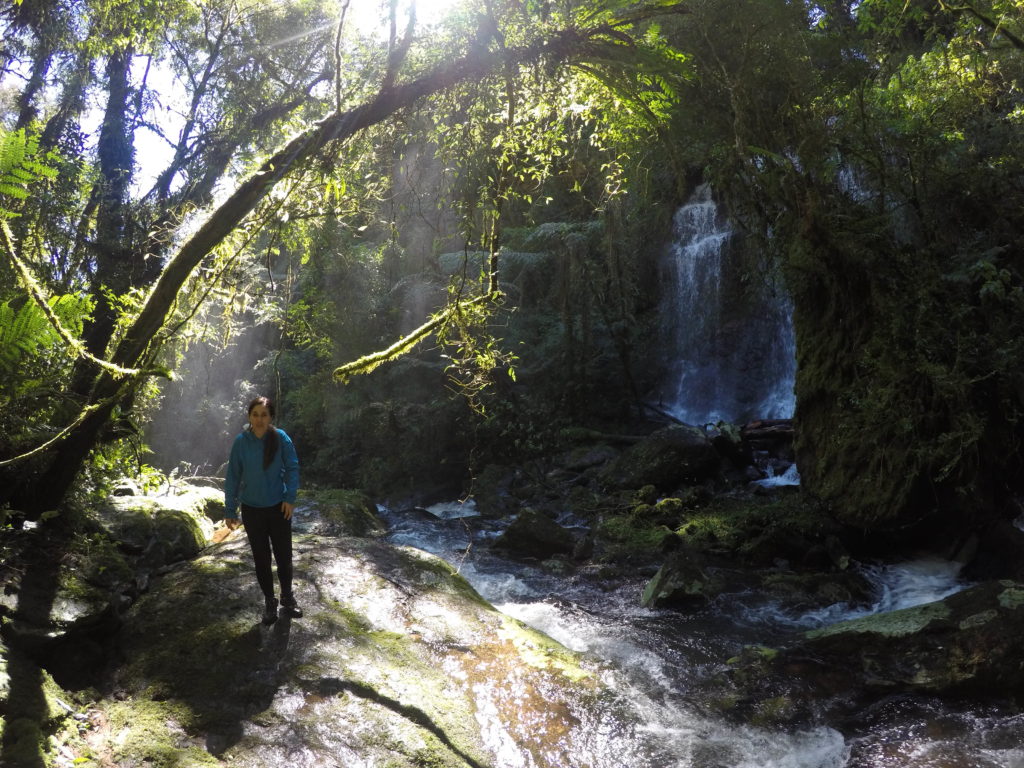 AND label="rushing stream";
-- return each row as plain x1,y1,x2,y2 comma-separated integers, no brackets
381,502,1024,768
